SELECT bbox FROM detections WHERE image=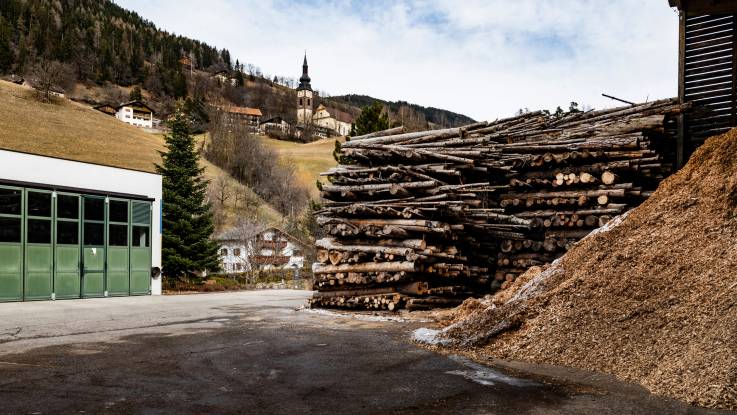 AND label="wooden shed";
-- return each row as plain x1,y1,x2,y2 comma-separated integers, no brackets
670,0,737,165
